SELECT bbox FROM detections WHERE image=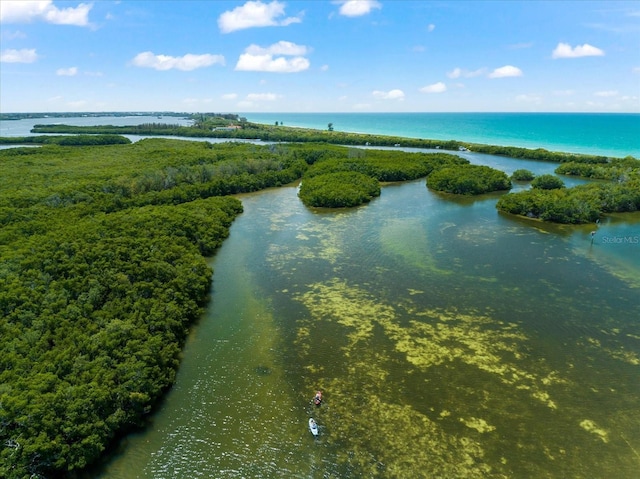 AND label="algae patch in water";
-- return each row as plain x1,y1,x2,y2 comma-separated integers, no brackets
582,335,640,366
380,218,453,276
460,417,496,433
579,419,609,443
291,278,570,477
